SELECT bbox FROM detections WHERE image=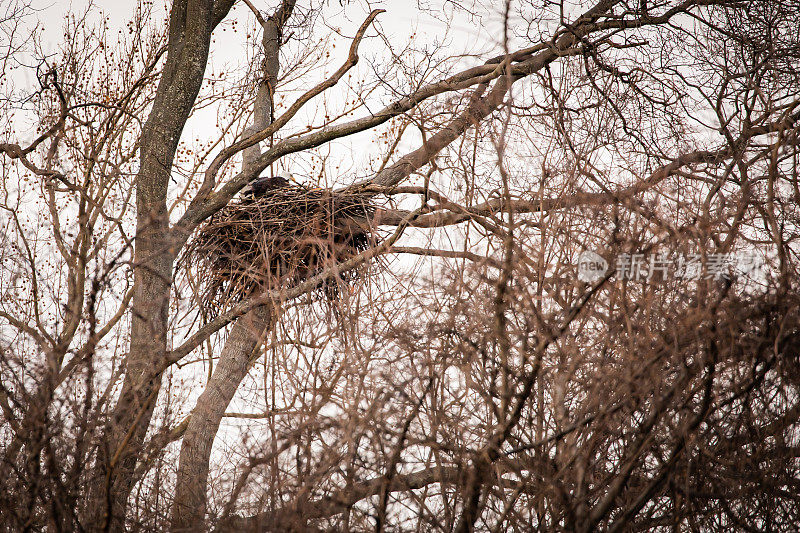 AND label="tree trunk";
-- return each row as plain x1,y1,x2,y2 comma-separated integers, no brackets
171,306,274,531
171,4,291,529
84,1,234,529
